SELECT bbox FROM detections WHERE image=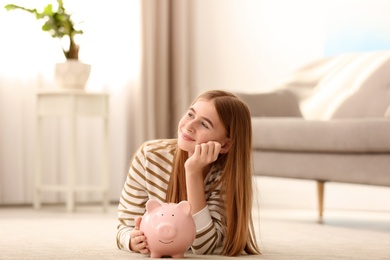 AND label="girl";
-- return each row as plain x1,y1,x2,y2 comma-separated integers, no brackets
116,90,260,256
